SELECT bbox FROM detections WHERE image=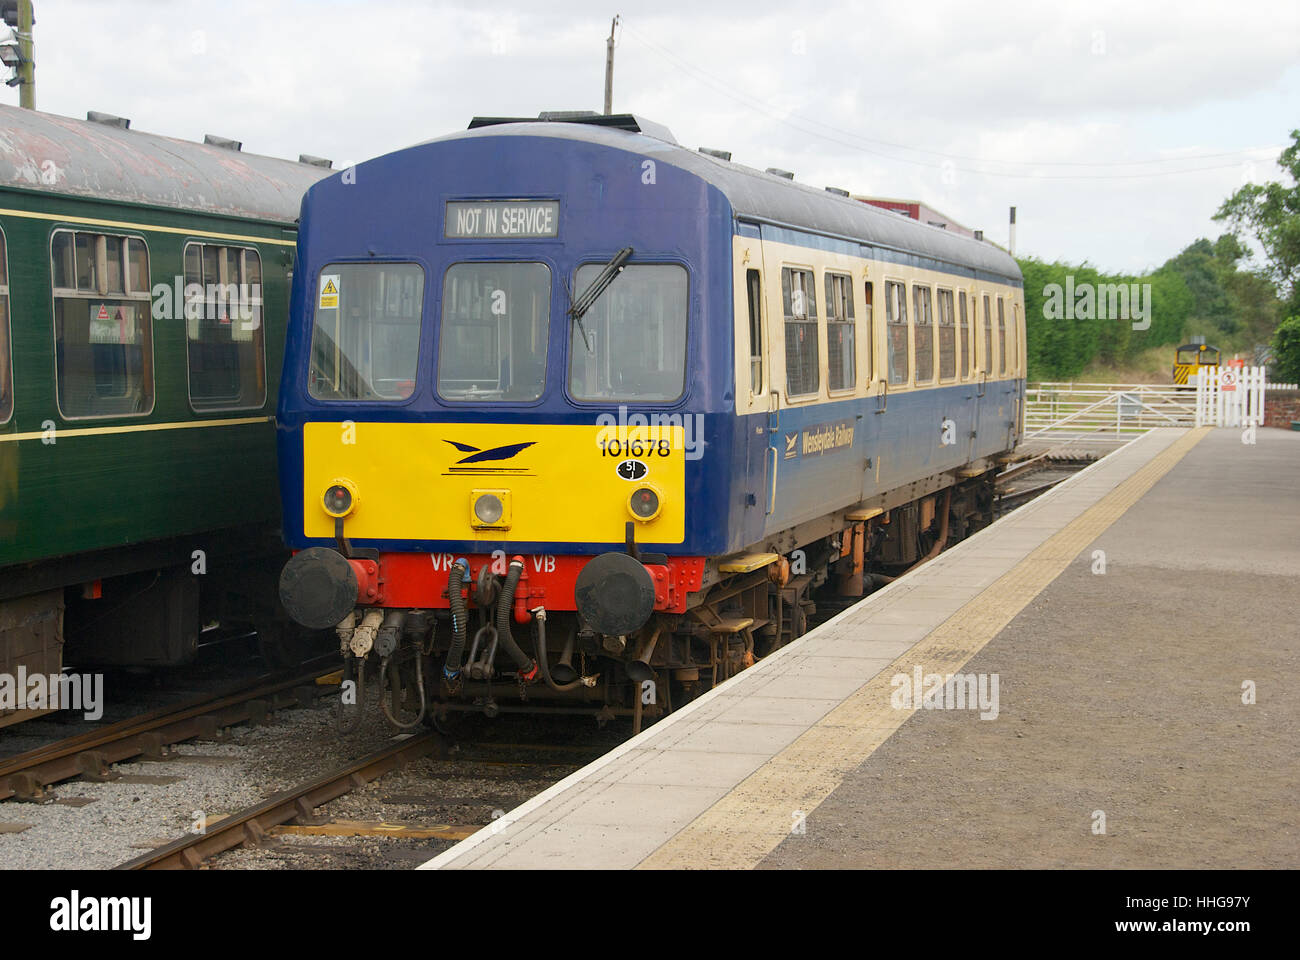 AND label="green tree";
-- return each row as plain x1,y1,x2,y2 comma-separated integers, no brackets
1270,316,1300,384
1214,130,1300,314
